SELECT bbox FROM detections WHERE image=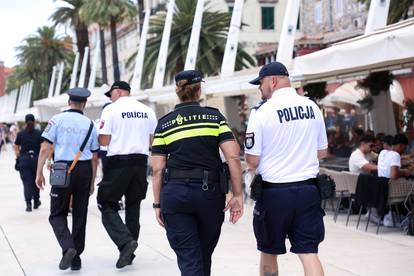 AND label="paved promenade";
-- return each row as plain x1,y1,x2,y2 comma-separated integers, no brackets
1,144,414,276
